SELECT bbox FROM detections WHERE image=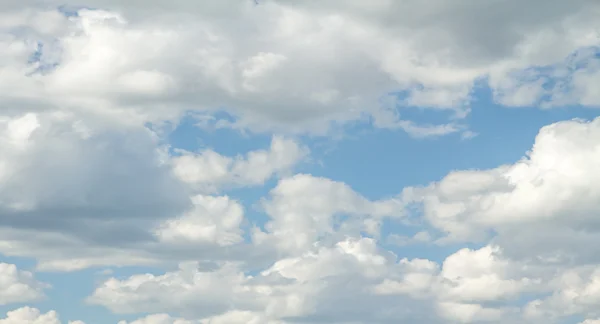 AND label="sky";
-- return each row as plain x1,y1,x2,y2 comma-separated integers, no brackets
1,0,600,323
